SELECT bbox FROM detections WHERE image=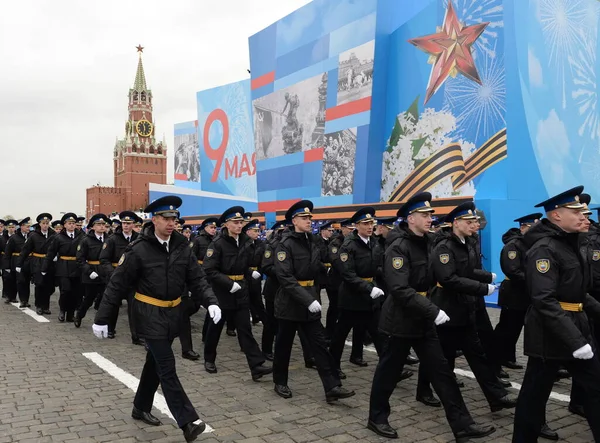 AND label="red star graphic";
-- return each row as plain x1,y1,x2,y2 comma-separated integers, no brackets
408,1,488,104
136,44,144,53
